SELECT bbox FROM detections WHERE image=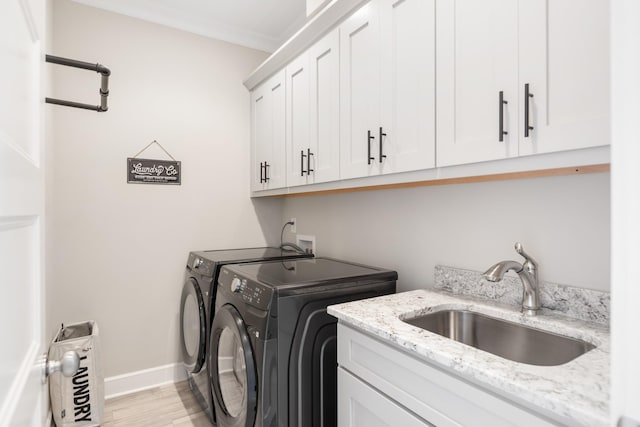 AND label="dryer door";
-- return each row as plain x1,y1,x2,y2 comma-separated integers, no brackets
180,277,206,373
210,304,258,427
